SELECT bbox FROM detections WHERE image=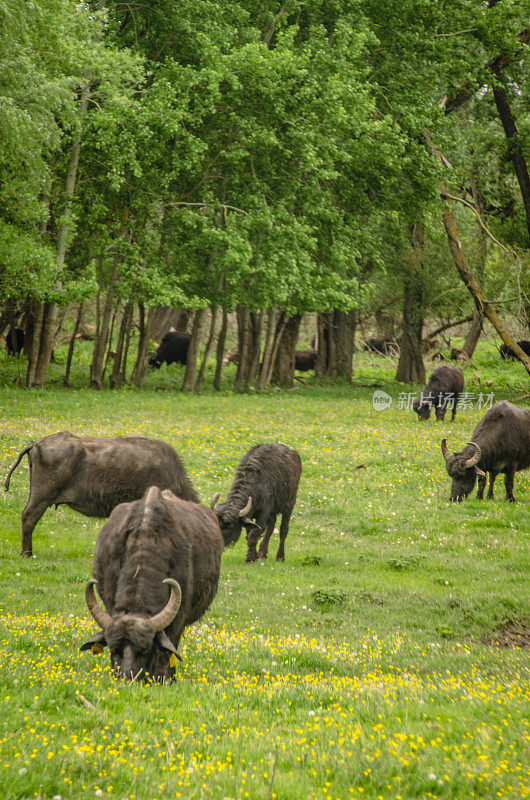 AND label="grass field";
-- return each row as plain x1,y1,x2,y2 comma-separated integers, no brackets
0,345,528,800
